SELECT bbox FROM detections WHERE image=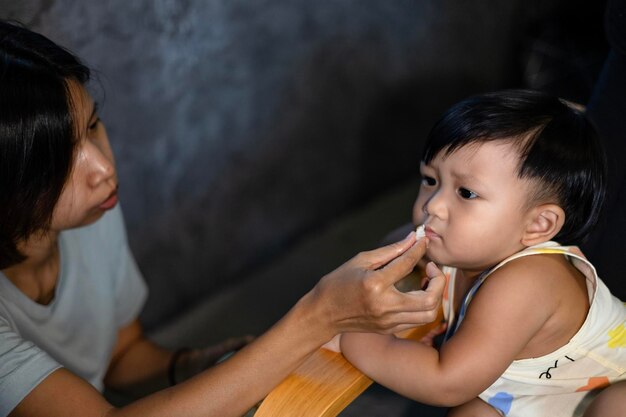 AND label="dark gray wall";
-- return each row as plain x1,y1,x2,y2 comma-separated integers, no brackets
1,0,604,328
